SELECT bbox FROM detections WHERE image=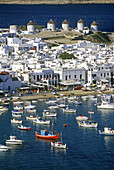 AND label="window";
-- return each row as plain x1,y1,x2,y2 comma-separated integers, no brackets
104,73,106,77
74,75,76,79
80,74,82,80
101,73,102,76
65,75,67,80
107,73,109,76
69,75,71,79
